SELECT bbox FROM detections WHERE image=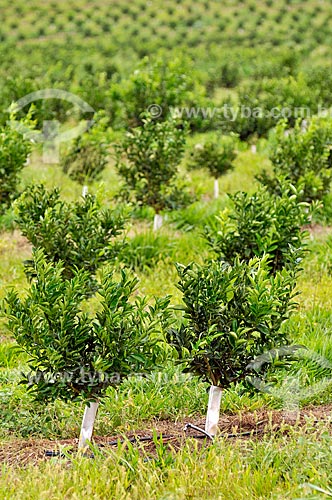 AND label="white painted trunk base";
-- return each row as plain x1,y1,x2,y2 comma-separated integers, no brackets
251,144,257,154
213,178,219,199
78,401,99,450
205,385,222,436
82,185,88,198
301,119,308,132
153,213,163,231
